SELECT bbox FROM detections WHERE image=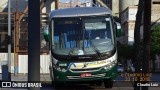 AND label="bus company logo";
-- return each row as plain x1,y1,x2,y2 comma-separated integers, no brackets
82,63,87,69
67,63,76,69
2,82,11,87
83,61,107,67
